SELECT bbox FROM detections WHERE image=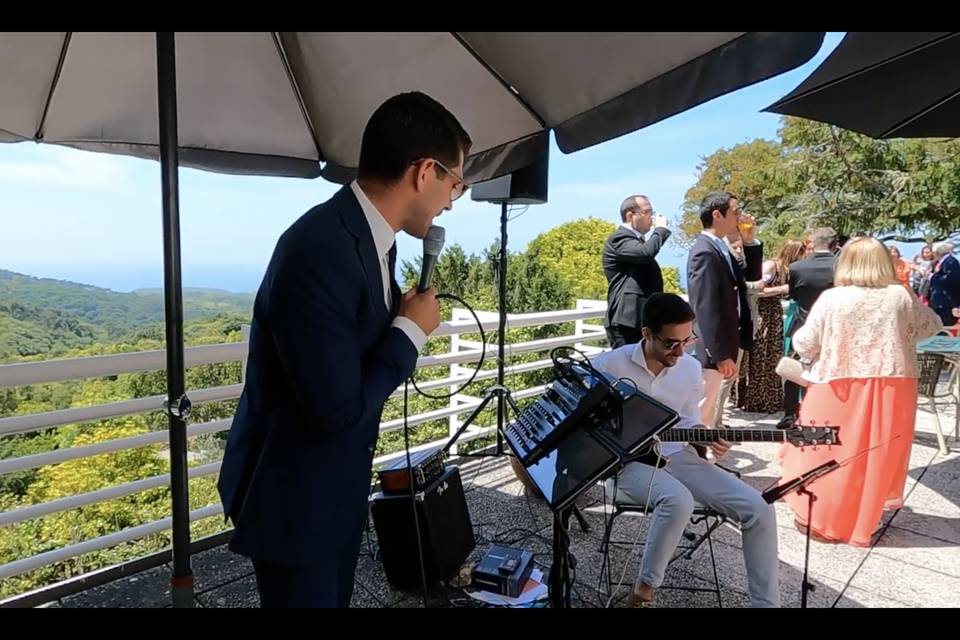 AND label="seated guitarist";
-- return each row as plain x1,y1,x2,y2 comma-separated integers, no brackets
592,293,779,608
